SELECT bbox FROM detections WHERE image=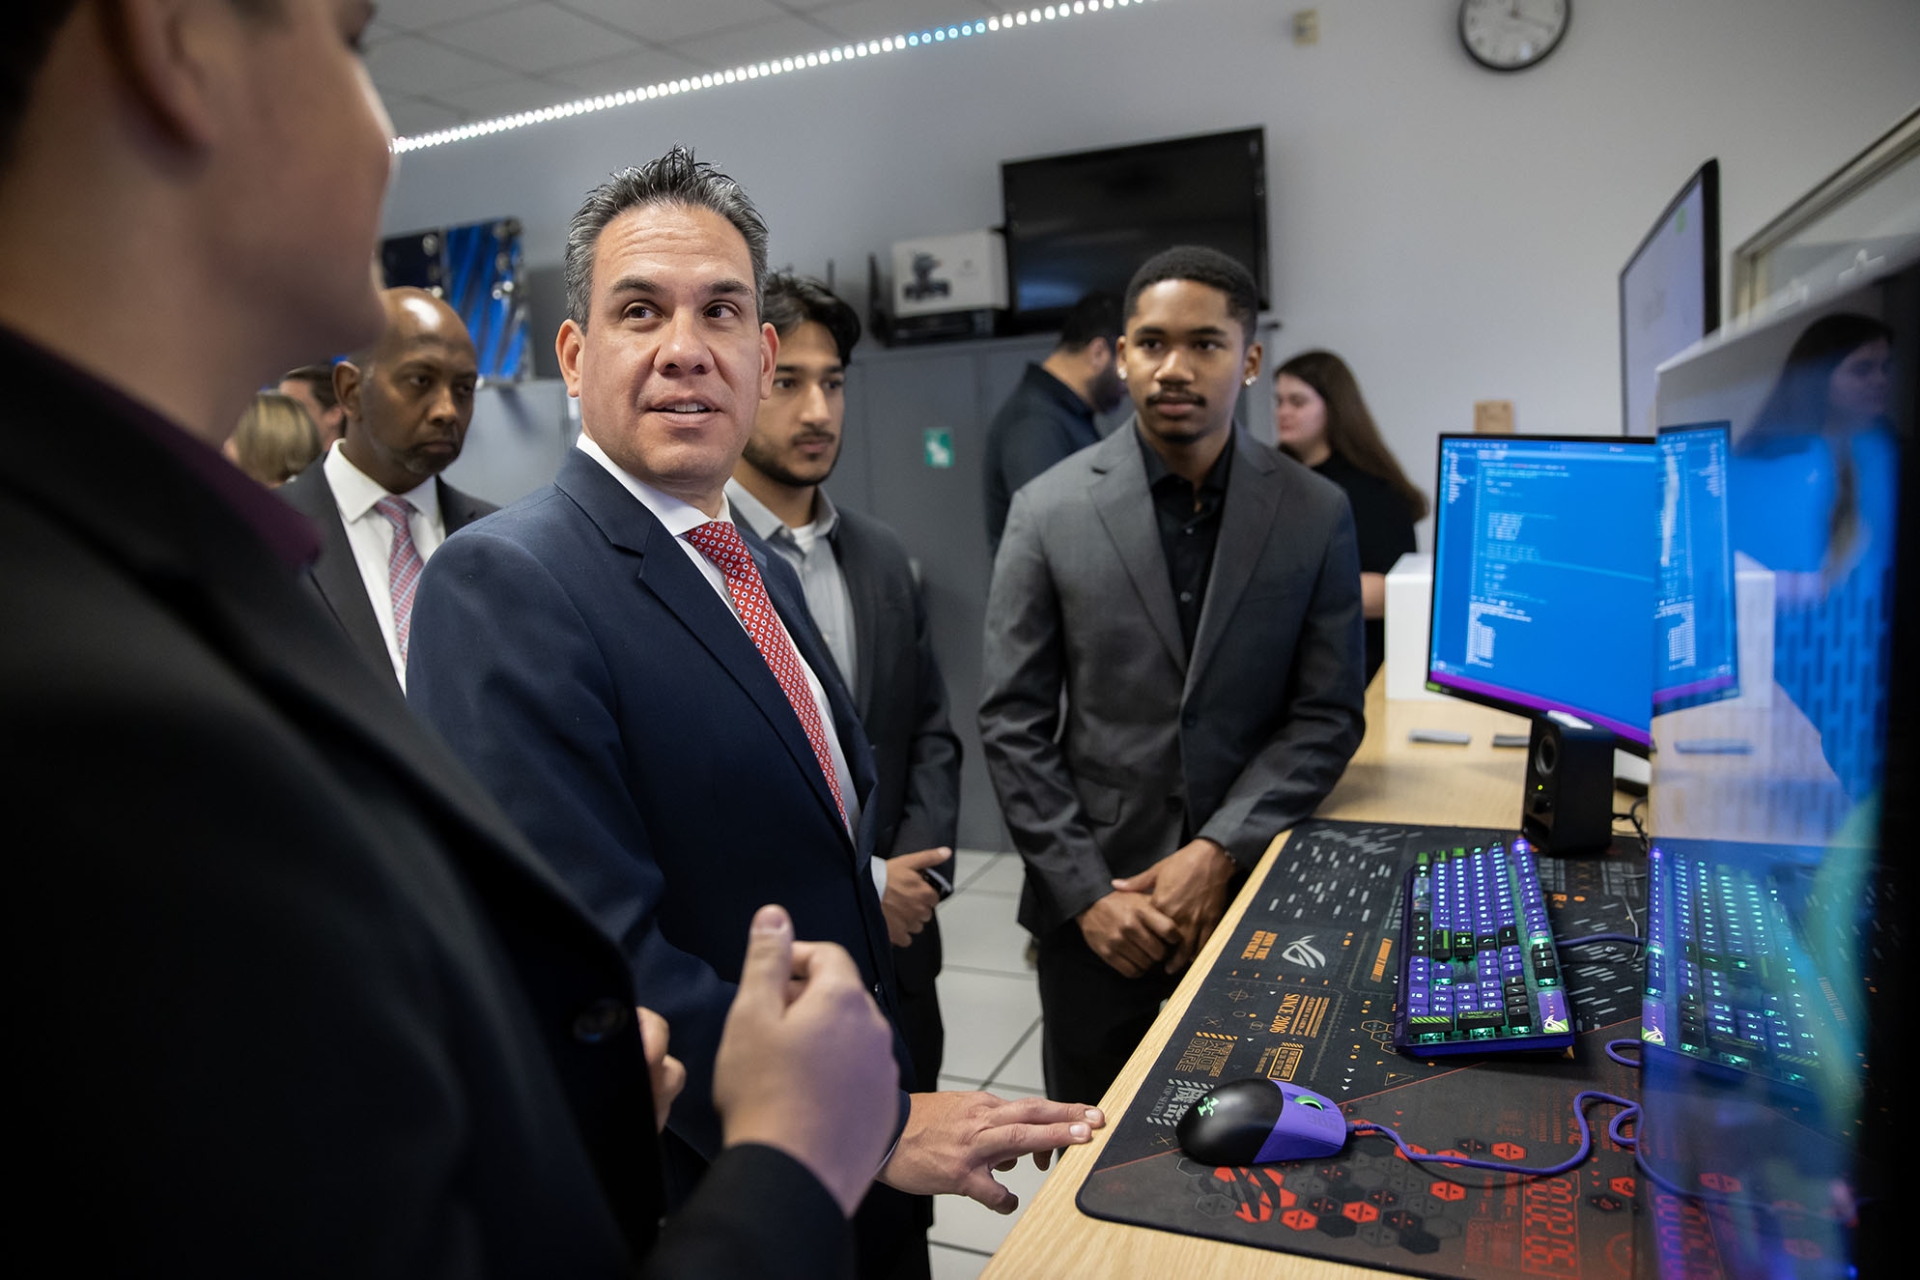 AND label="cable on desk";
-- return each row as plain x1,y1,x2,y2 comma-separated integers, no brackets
1557,933,1647,950
1349,1091,1639,1179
